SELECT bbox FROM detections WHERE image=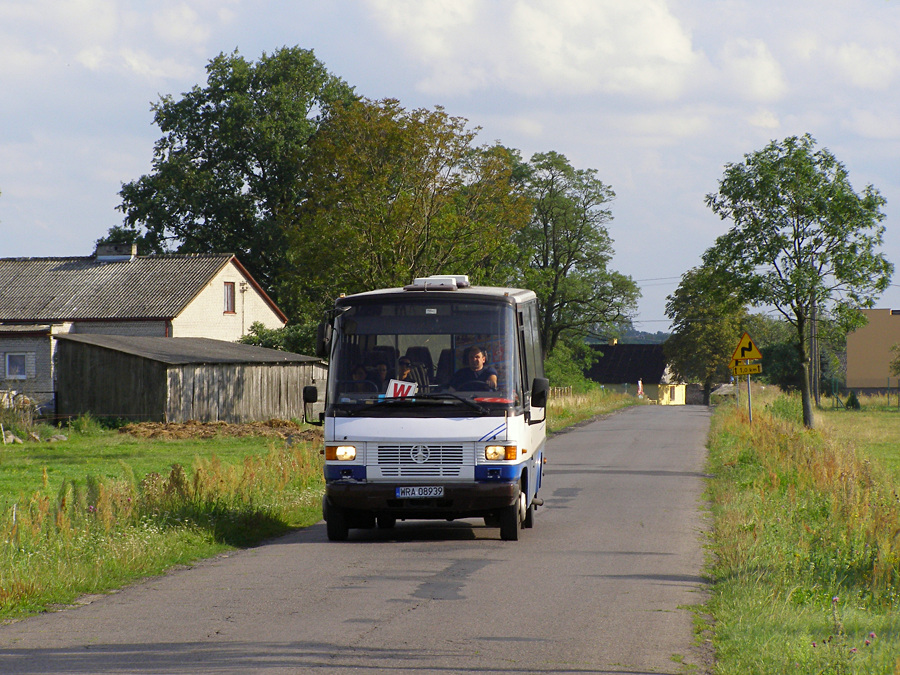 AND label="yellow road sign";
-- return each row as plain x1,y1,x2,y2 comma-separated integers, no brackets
732,332,763,361
732,363,762,376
